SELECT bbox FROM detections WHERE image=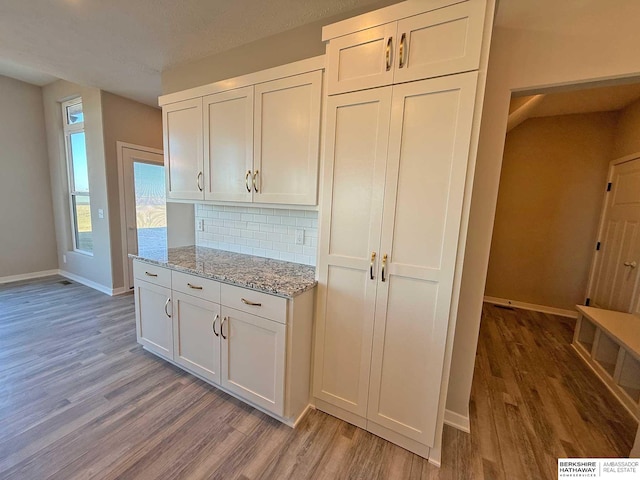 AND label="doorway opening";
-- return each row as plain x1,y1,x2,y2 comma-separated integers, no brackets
485,81,640,317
